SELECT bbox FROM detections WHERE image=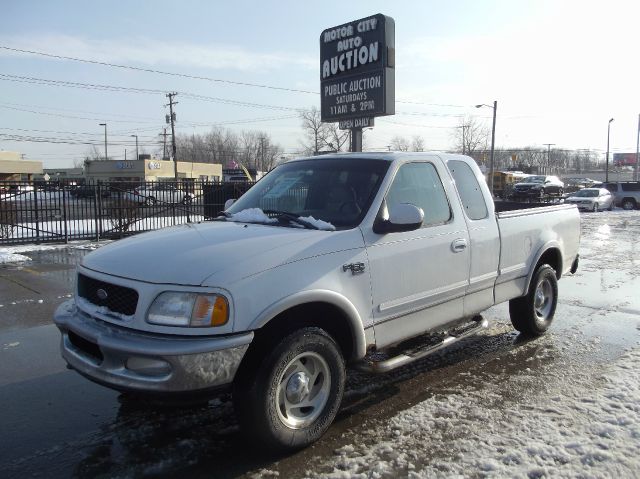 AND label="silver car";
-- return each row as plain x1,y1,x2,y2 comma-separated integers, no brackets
565,188,613,212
